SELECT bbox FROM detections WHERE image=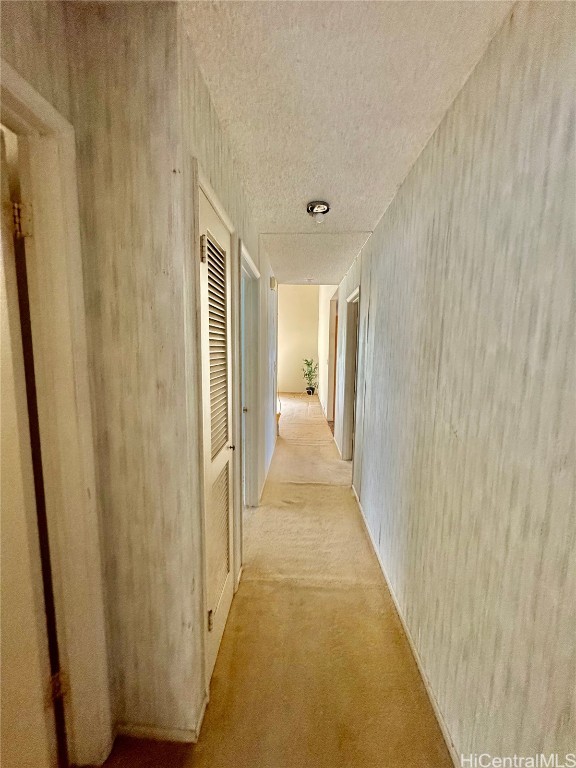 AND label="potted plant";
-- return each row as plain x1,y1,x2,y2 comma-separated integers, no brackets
302,358,319,395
